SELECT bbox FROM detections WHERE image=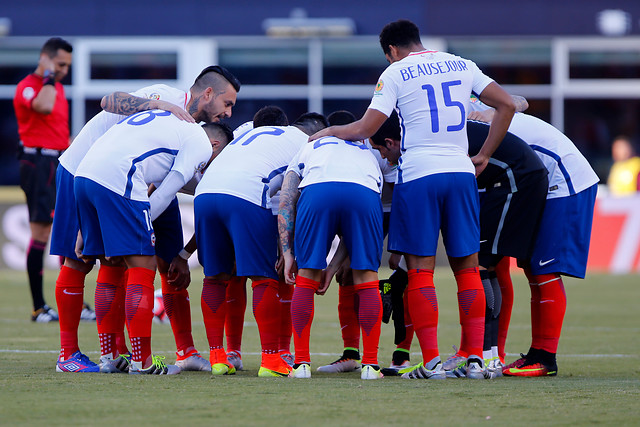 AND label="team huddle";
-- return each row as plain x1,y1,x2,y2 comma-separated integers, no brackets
45,20,597,378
